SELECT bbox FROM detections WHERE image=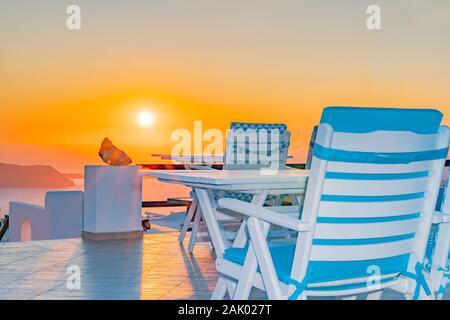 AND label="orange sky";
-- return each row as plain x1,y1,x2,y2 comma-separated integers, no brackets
1,1,450,172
